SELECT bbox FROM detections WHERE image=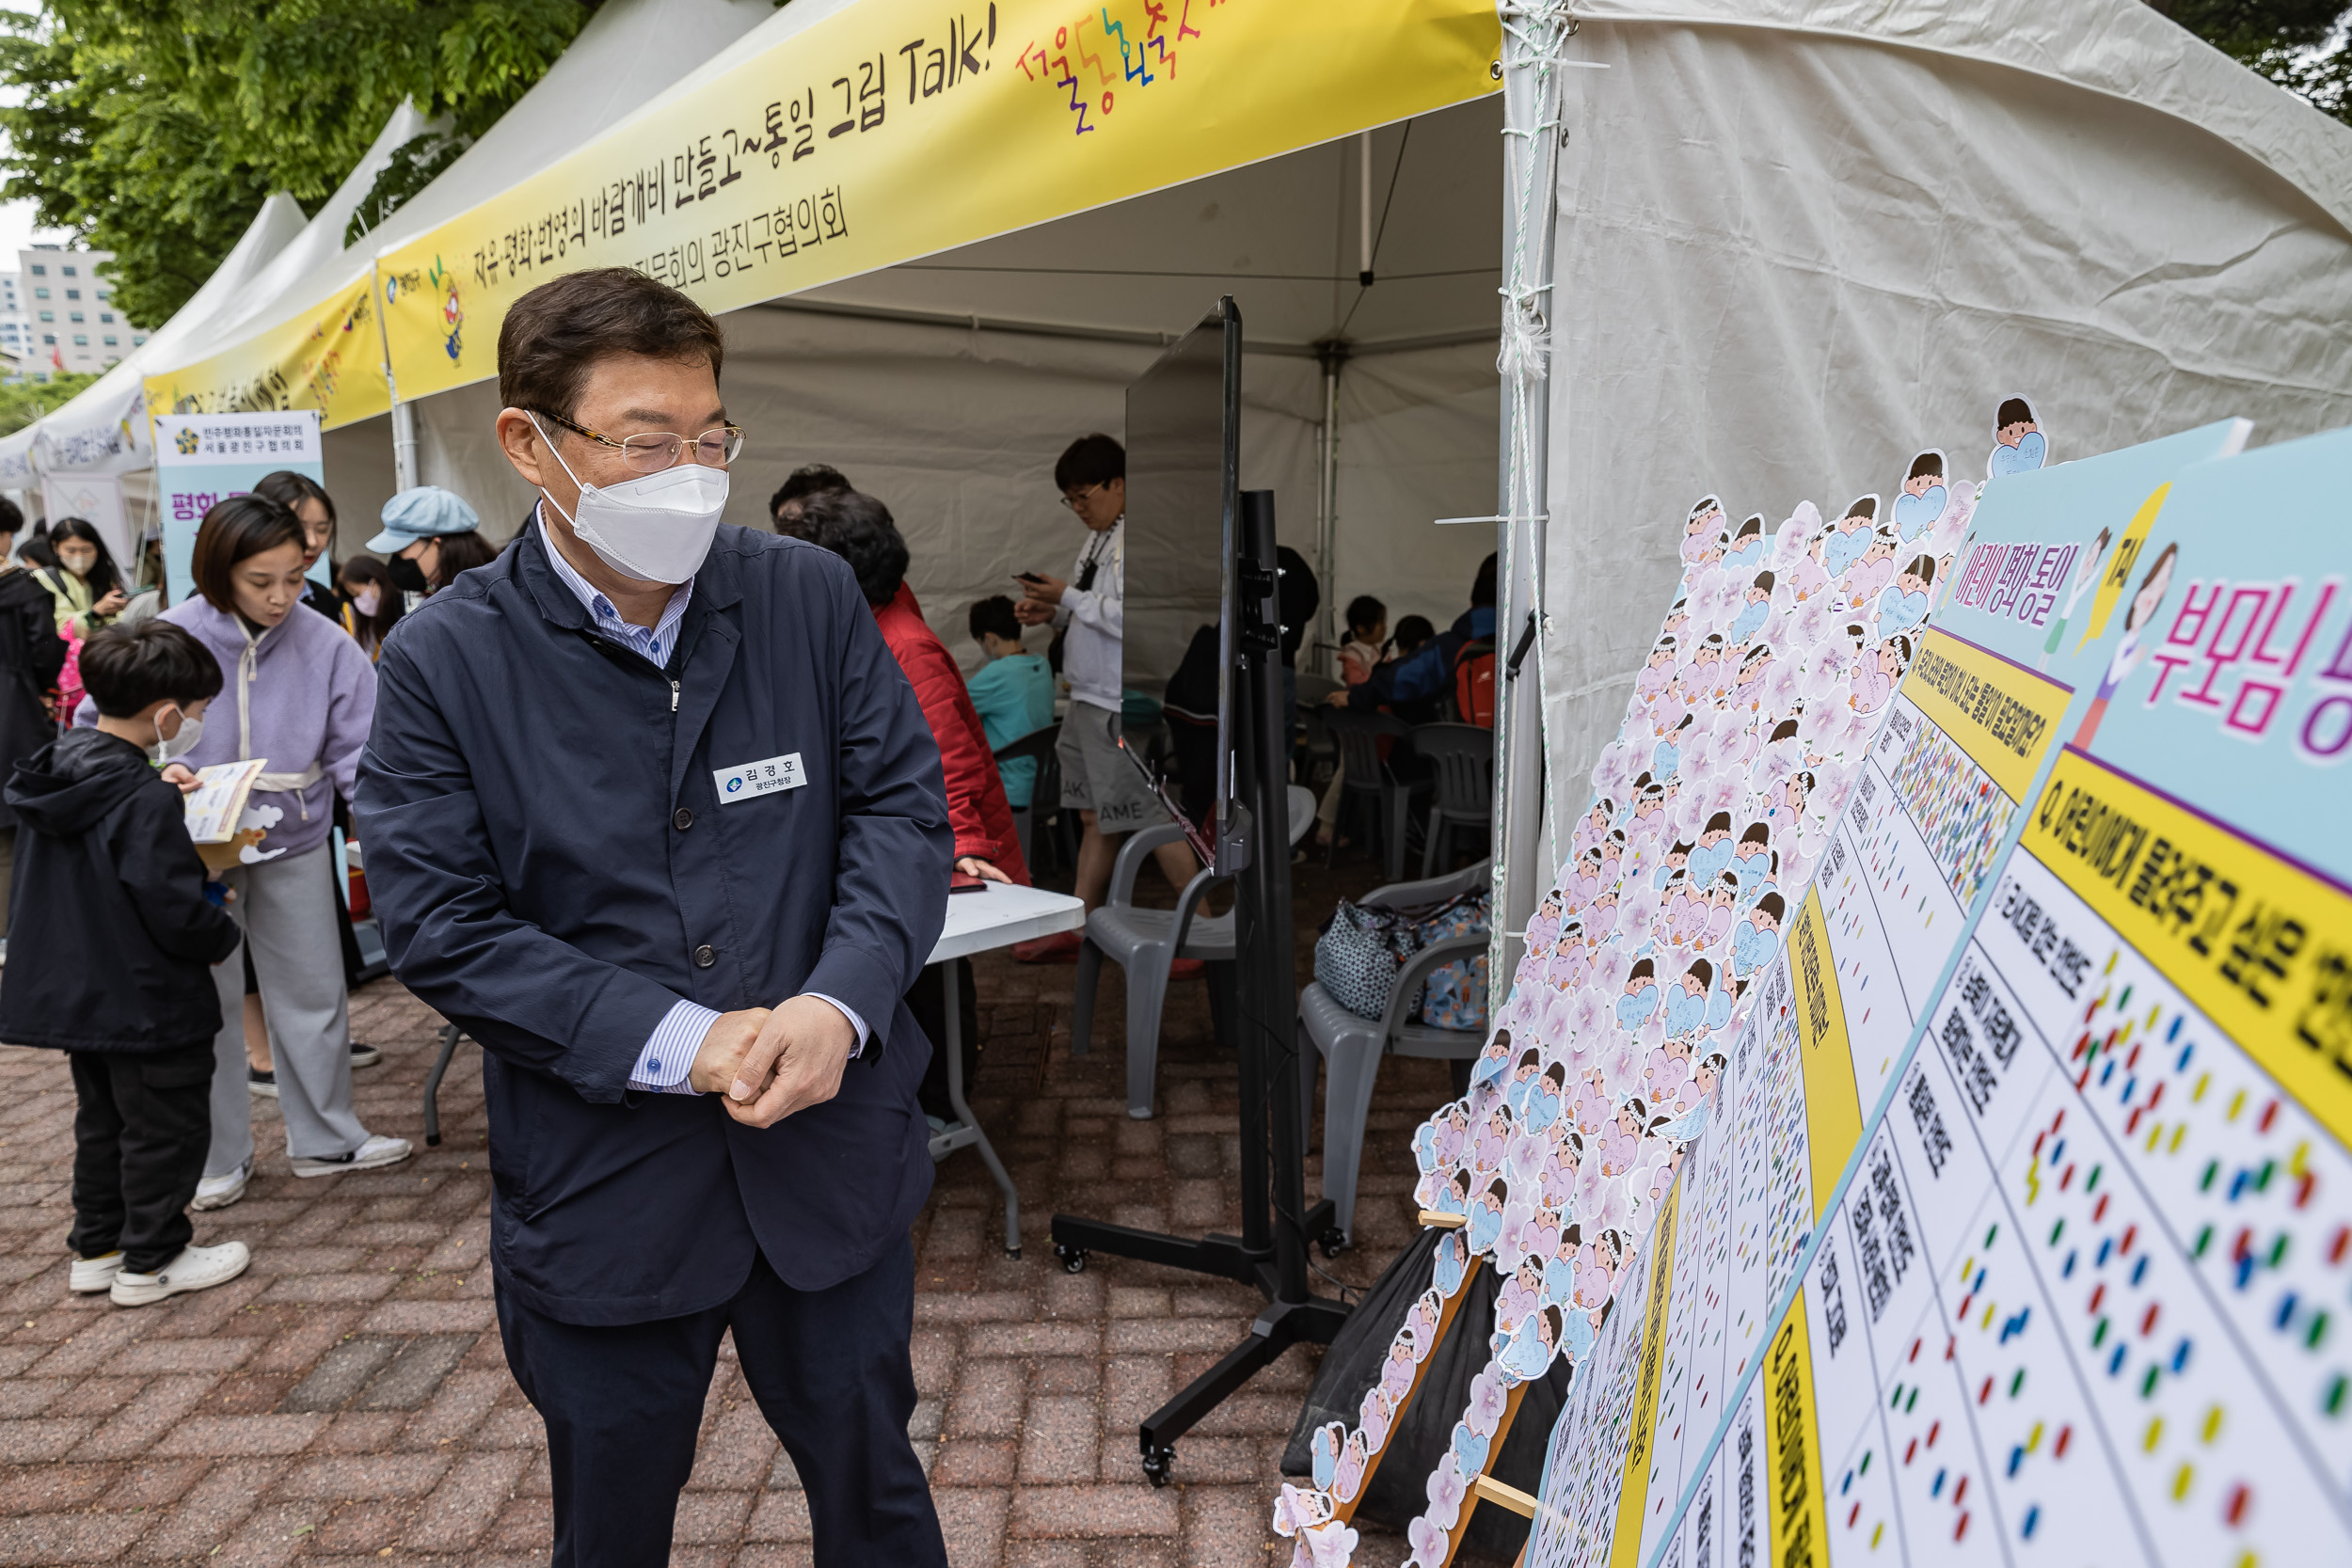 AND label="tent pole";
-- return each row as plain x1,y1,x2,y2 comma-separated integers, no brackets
1358,131,1375,287
1314,340,1344,678
371,261,420,492
1490,2,1577,1011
